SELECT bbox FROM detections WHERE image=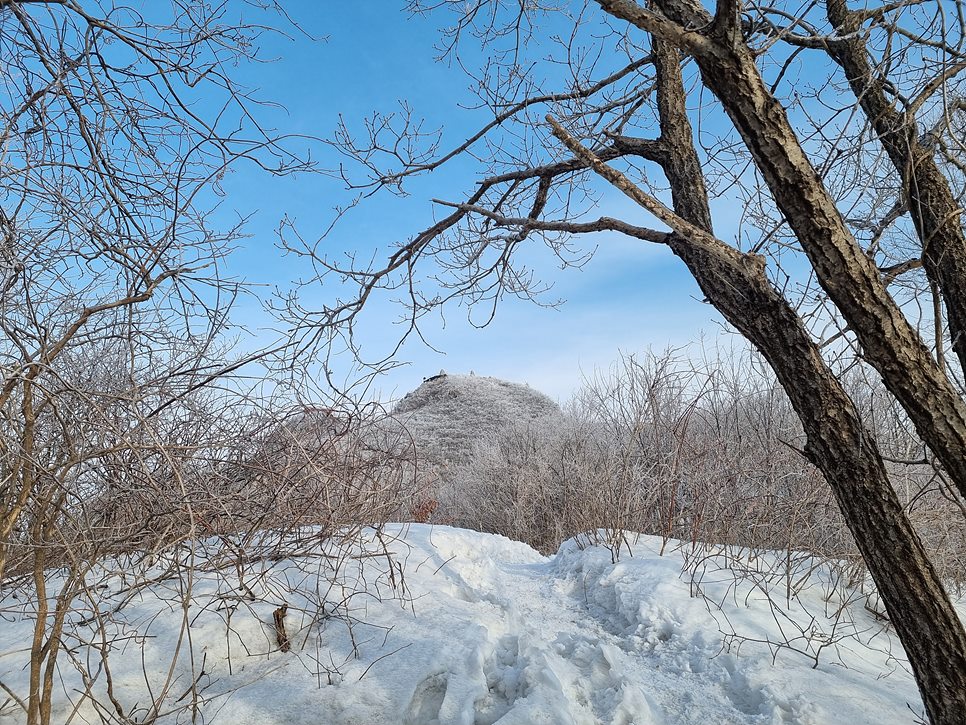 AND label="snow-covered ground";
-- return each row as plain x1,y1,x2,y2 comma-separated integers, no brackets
1,525,957,724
